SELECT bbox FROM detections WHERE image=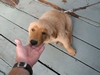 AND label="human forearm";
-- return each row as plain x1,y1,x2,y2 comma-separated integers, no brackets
8,67,30,75
8,39,44,75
